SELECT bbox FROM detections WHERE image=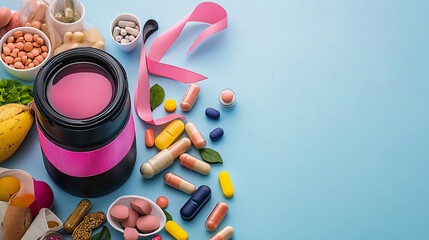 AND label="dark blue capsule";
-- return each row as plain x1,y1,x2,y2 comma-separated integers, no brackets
205,108,220,120
180,185,211,221
210,128,224,141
